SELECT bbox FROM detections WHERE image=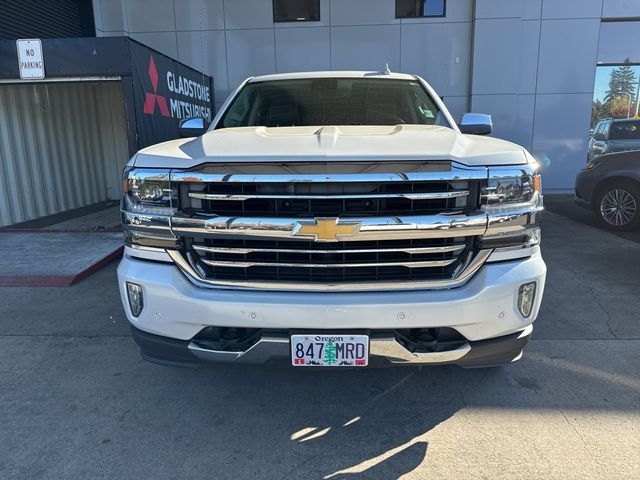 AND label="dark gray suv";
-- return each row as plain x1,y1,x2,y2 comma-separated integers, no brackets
576,150,640,230
588,118,640,161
